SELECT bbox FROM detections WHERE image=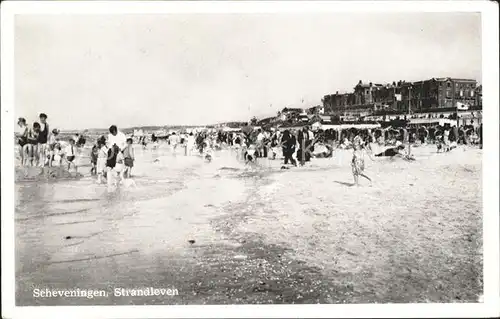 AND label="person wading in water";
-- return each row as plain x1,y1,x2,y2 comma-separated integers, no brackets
37,113,50,167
